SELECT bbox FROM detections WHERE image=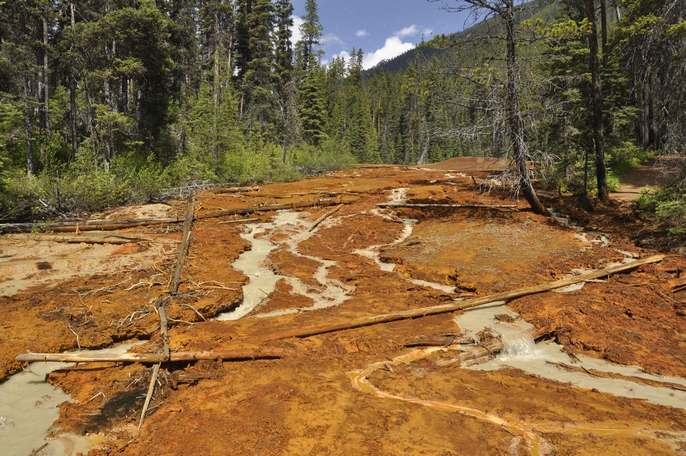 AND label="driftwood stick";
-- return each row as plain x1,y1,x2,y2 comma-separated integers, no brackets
378,203,518,210
218,218,260,225
270,255,664,340
169,196,195,295
309,205,343,232
198,199,350,220
256,191,371,199
213,186,259,194
18,234,158,245
138,363,161,430
156,298,171,358
17,350,285,363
